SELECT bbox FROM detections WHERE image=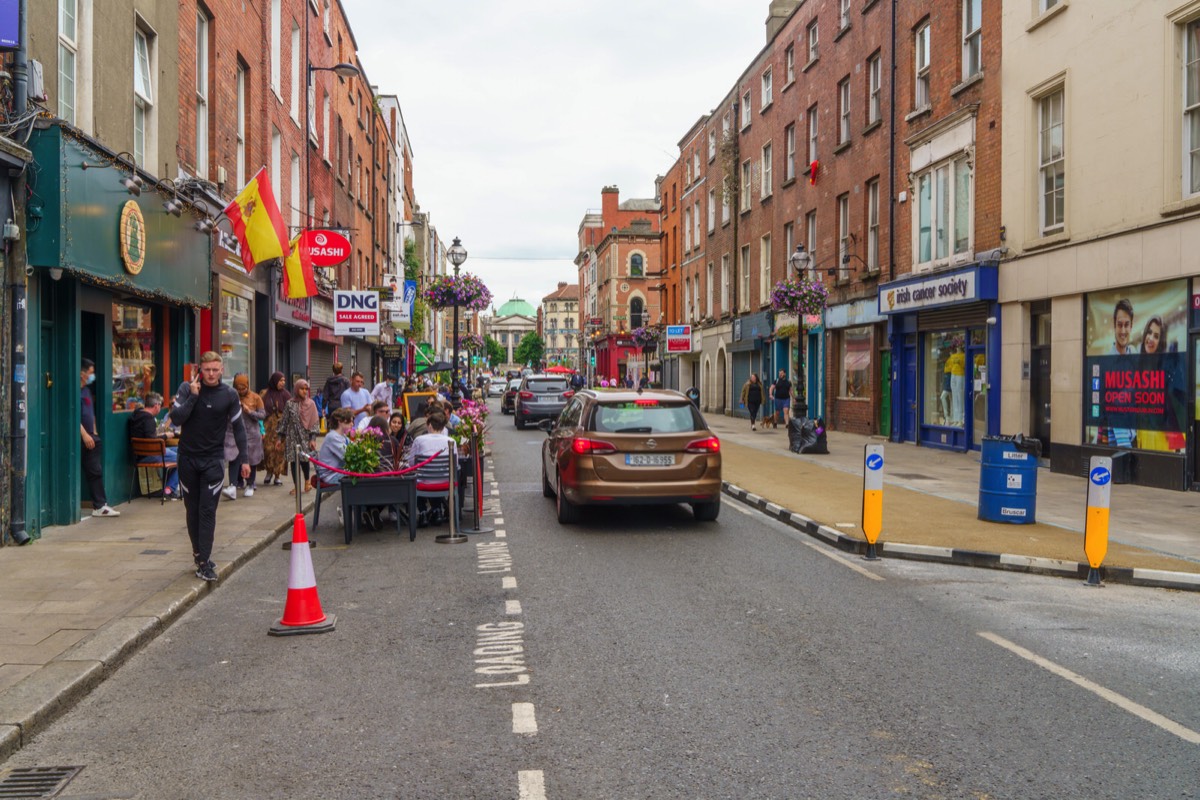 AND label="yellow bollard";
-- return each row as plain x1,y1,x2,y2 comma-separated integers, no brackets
1083,455,1113,586
862,444,884,560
